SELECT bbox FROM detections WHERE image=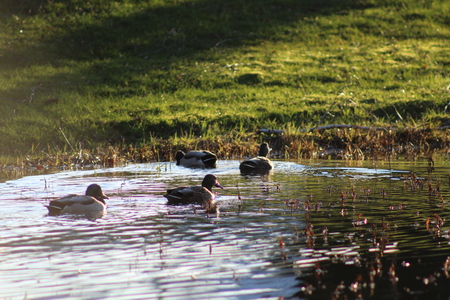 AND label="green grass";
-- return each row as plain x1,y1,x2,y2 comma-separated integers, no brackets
0,0,449,161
